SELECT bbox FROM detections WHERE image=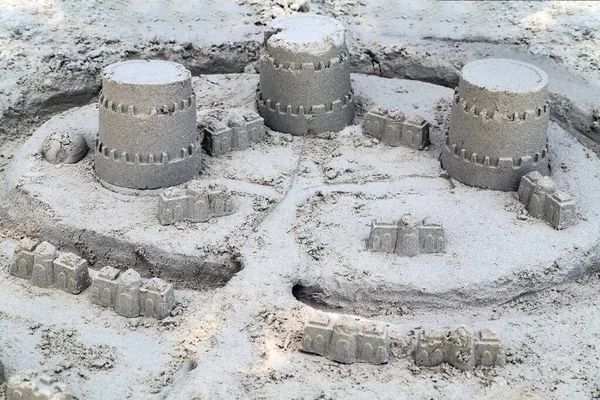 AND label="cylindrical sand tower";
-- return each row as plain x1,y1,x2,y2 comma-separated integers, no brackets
95,60,200,189
441,58,550,191
257,14,354,136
